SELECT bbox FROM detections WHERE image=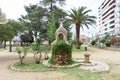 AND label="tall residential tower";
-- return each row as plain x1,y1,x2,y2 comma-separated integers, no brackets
98,0,120,37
